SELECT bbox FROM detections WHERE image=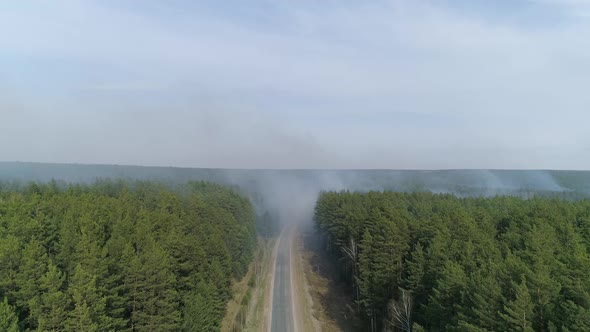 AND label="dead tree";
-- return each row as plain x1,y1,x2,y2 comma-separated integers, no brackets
341,236,360,303
387,288,413,332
